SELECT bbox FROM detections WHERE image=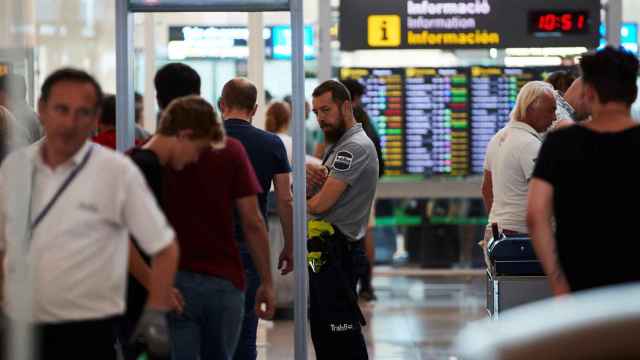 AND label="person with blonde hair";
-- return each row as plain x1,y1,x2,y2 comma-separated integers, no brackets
480,81,556,265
